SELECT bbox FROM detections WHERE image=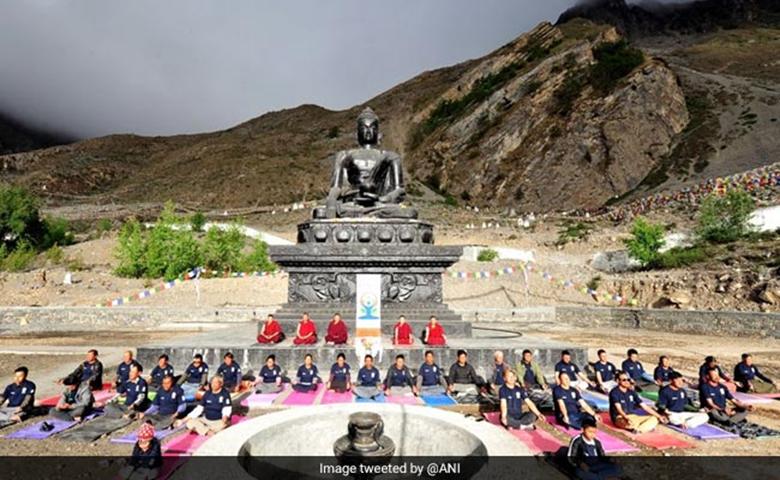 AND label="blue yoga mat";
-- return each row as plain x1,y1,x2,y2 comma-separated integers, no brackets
356,394,386,403
421,394,457,406
581,391,609,411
